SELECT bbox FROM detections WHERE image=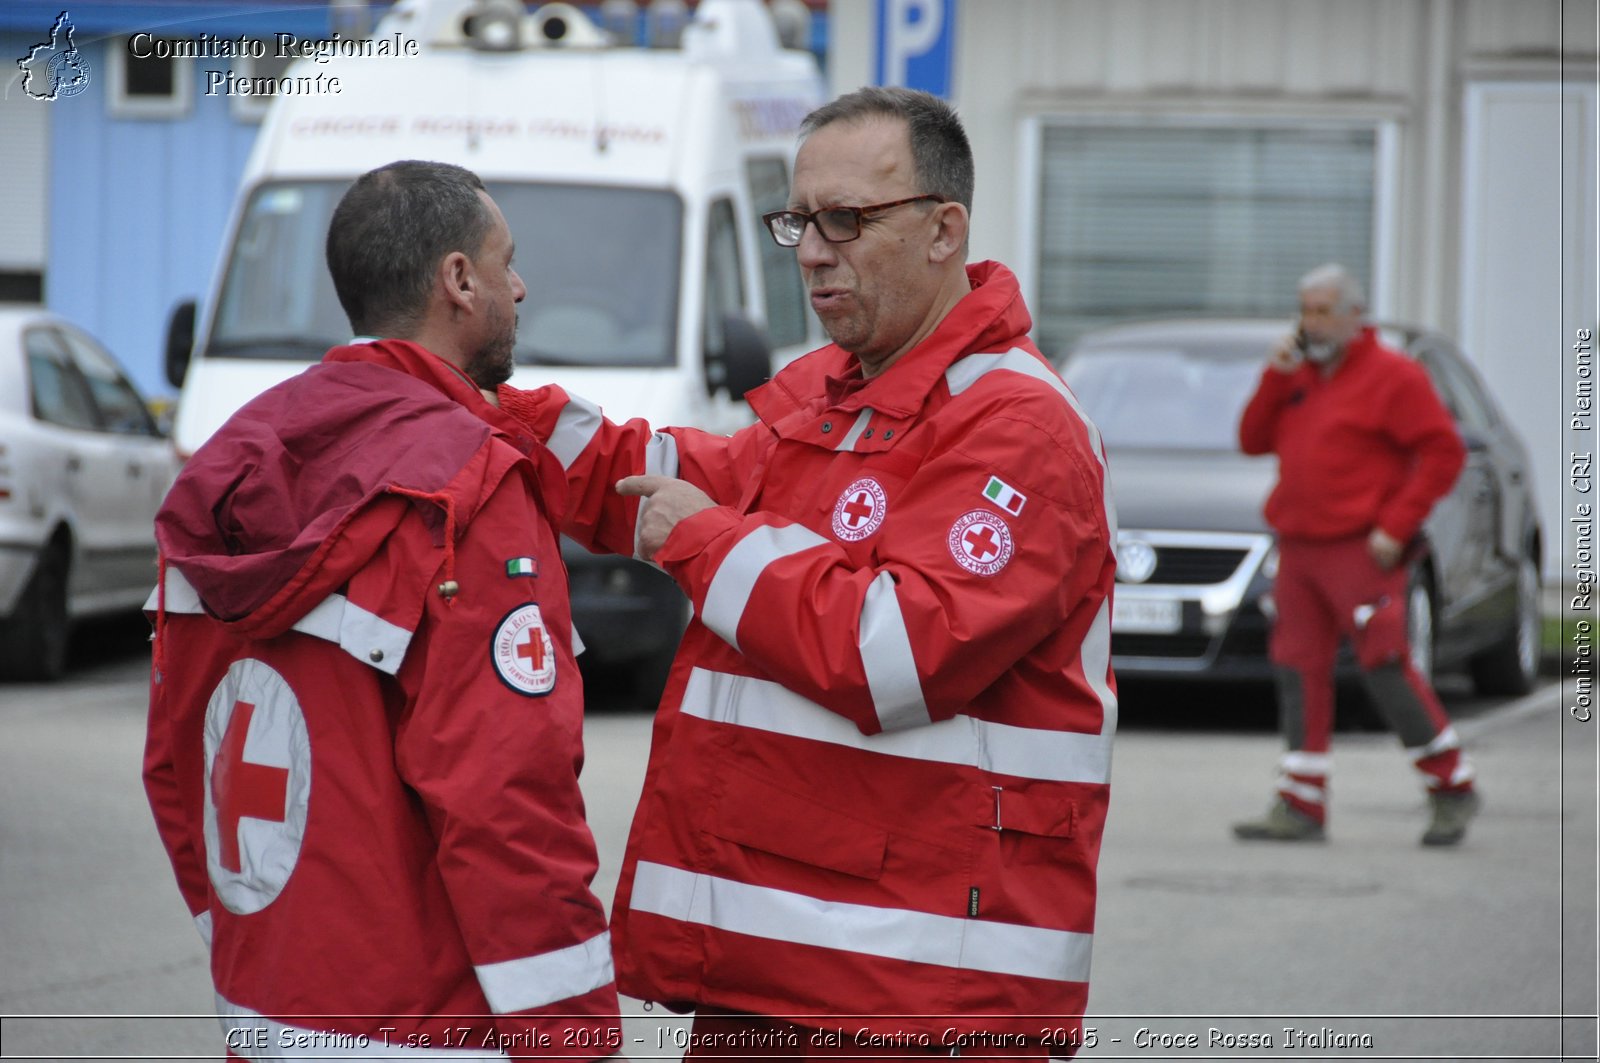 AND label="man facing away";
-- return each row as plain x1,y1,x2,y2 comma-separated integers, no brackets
143,160,621,1059
1234,262,1480,846
494,87,1118,1059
